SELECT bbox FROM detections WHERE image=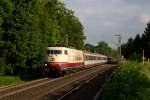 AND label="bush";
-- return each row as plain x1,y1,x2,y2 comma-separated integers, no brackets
101,62,150,100
0,76,23,86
